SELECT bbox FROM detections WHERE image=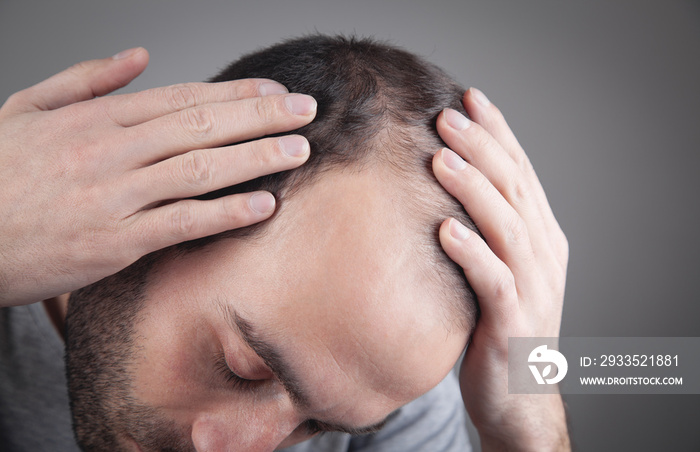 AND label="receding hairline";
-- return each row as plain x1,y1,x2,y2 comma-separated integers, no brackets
171,157,476,336
88,34,479,337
